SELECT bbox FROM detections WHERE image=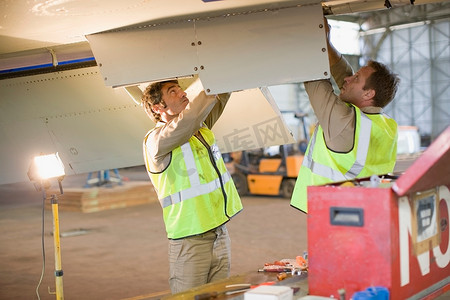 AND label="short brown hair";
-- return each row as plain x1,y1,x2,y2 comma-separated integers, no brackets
364,60,400,108
141,80,178,122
